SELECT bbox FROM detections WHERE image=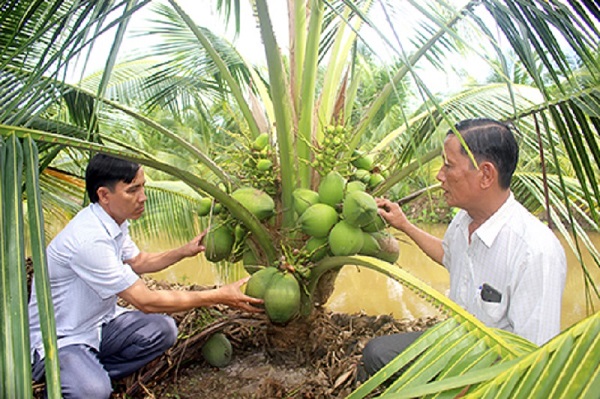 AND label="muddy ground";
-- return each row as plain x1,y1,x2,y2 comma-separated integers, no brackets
112,301,442,399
